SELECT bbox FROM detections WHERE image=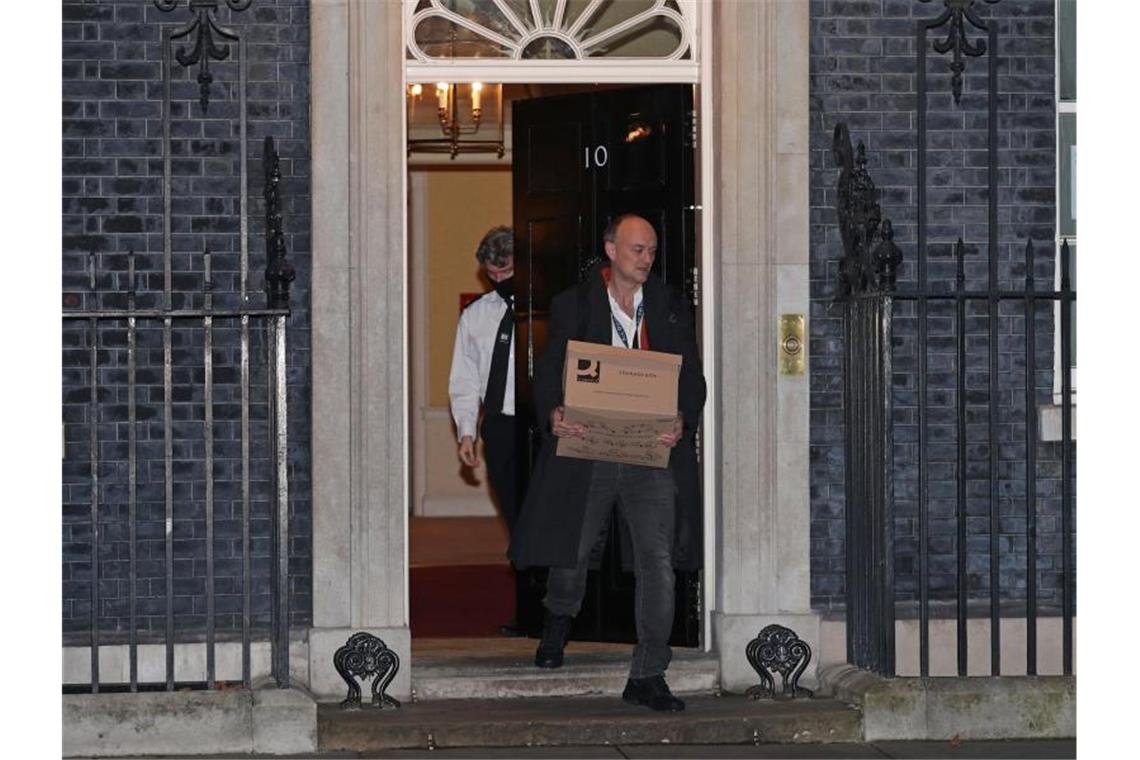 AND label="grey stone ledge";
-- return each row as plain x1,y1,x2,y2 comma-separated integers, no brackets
817,664,1075,742
1039,402,1076,442
62,686,317,758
